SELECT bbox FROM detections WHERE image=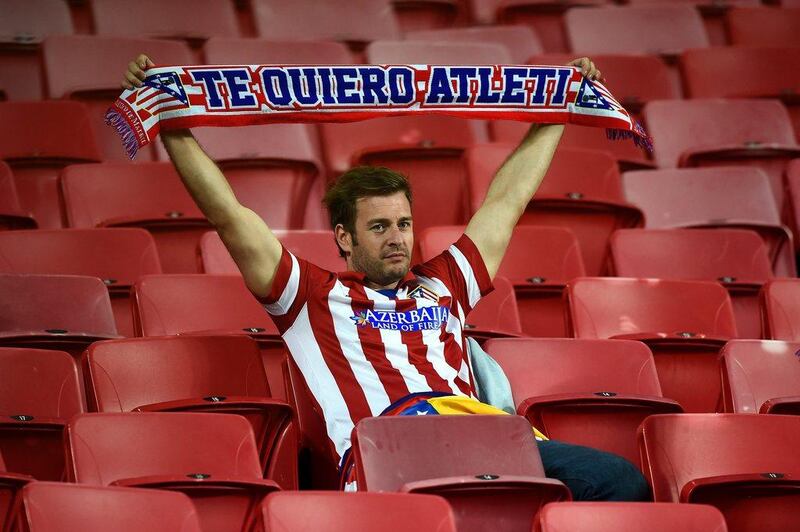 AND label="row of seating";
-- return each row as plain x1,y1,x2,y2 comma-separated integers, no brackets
2,389,798,531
